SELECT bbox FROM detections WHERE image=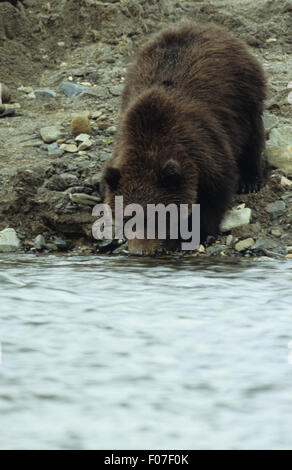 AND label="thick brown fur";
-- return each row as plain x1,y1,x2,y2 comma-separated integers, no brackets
101,23,266,253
